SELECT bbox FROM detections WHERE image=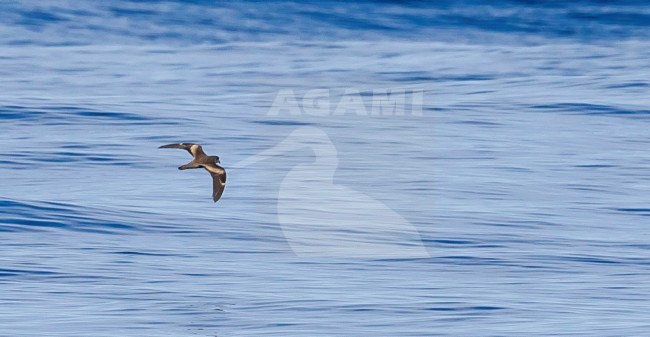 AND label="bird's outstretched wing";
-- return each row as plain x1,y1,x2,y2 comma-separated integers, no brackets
159,143,206,158
203,163,227,202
